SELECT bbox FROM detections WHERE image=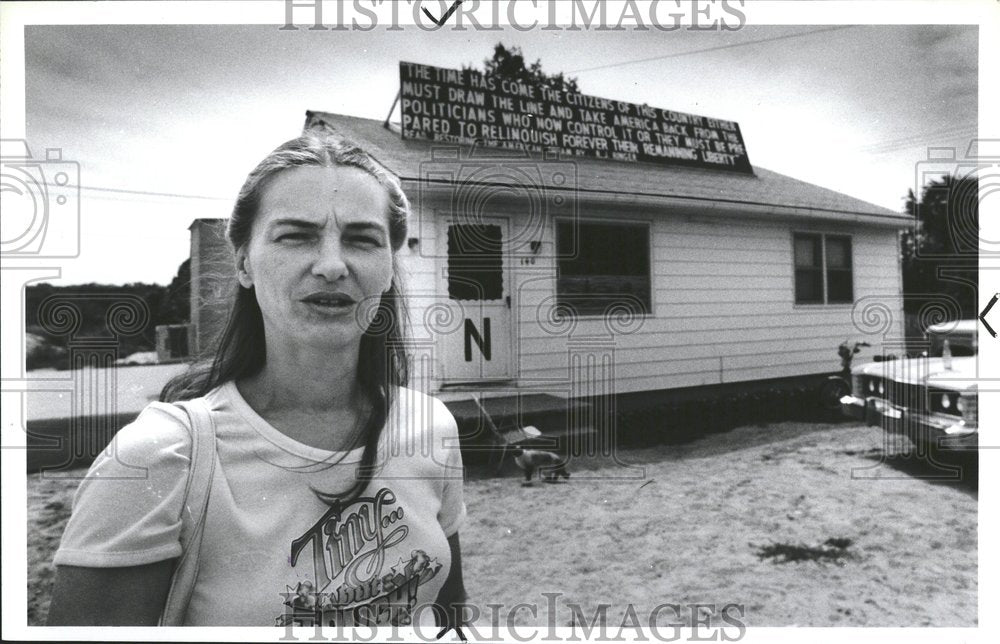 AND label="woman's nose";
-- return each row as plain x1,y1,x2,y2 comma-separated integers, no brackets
311,237,348,282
